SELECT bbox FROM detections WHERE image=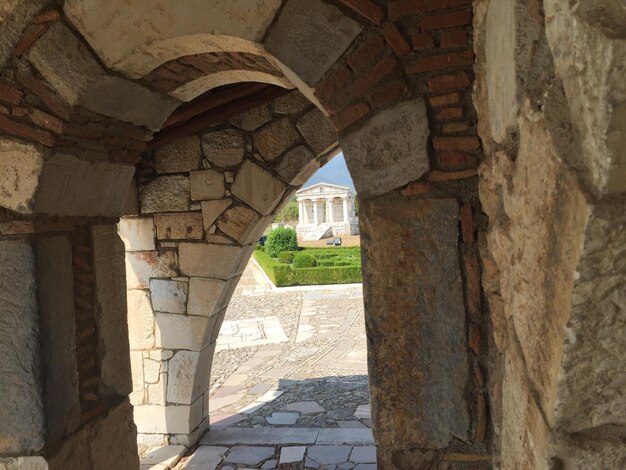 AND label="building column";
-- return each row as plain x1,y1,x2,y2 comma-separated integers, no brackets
298,200,304,225
313,199,319,225
327,198,334,223
342,197,349,222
